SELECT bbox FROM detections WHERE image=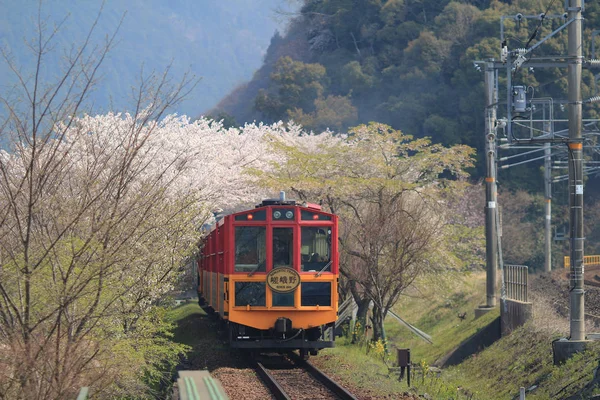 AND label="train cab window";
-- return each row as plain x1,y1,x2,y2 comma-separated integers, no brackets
235,227,266,272
272,227,293,269
235,282,266,306
272,292,294,307
300,227,332,272
301,282,331,306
